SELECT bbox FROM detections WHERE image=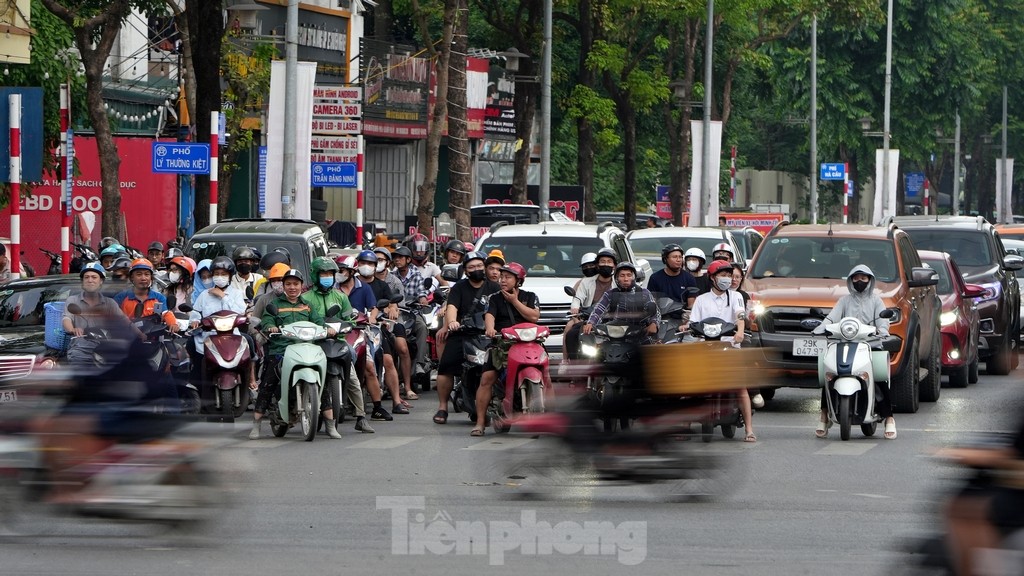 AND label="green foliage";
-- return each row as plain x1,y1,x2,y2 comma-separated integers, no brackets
220,33,276,175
